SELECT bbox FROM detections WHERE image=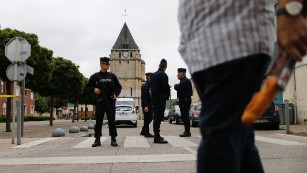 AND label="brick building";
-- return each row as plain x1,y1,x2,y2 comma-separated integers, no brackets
0,78,35,115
